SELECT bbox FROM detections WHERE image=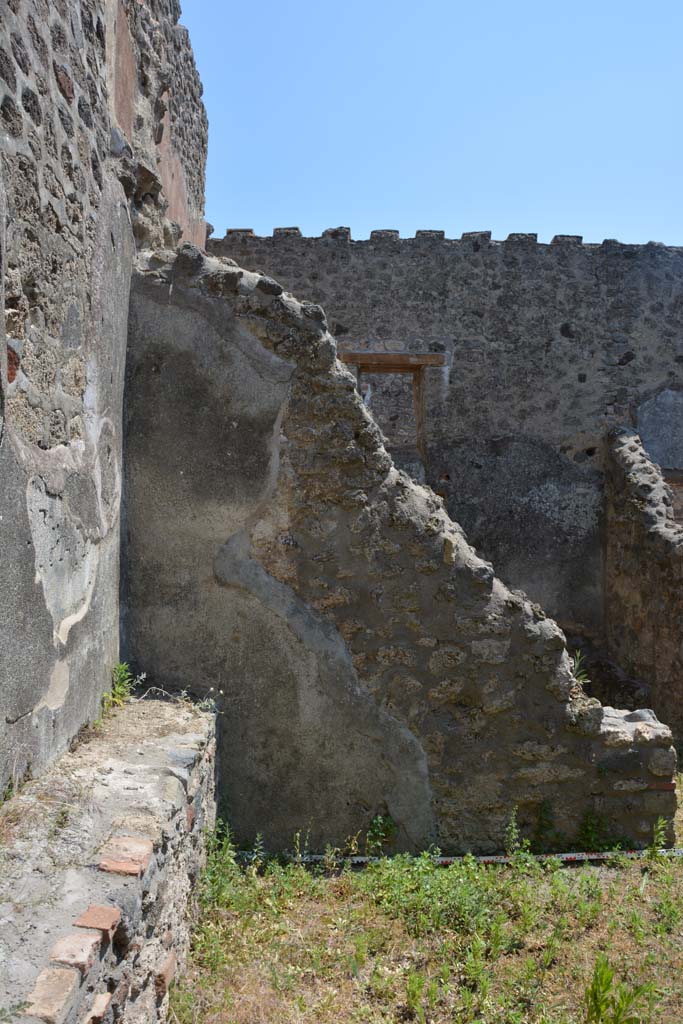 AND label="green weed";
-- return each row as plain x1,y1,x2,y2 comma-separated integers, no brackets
101,662,137,716
584,953,655,1023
